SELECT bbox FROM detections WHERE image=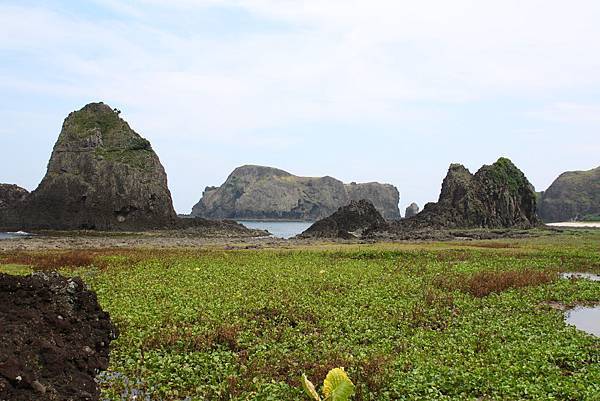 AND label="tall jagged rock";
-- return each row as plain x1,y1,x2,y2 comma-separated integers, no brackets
397,158,539,229
1,103,177,230
404,202,419,218
538,166,600,222
299,199,387,239
191,165,400,220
